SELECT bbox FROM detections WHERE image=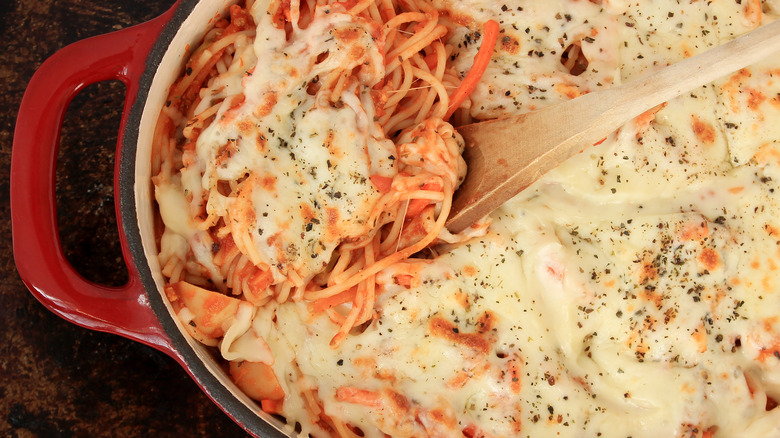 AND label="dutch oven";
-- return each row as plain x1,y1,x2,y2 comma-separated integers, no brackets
11,1,285,436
